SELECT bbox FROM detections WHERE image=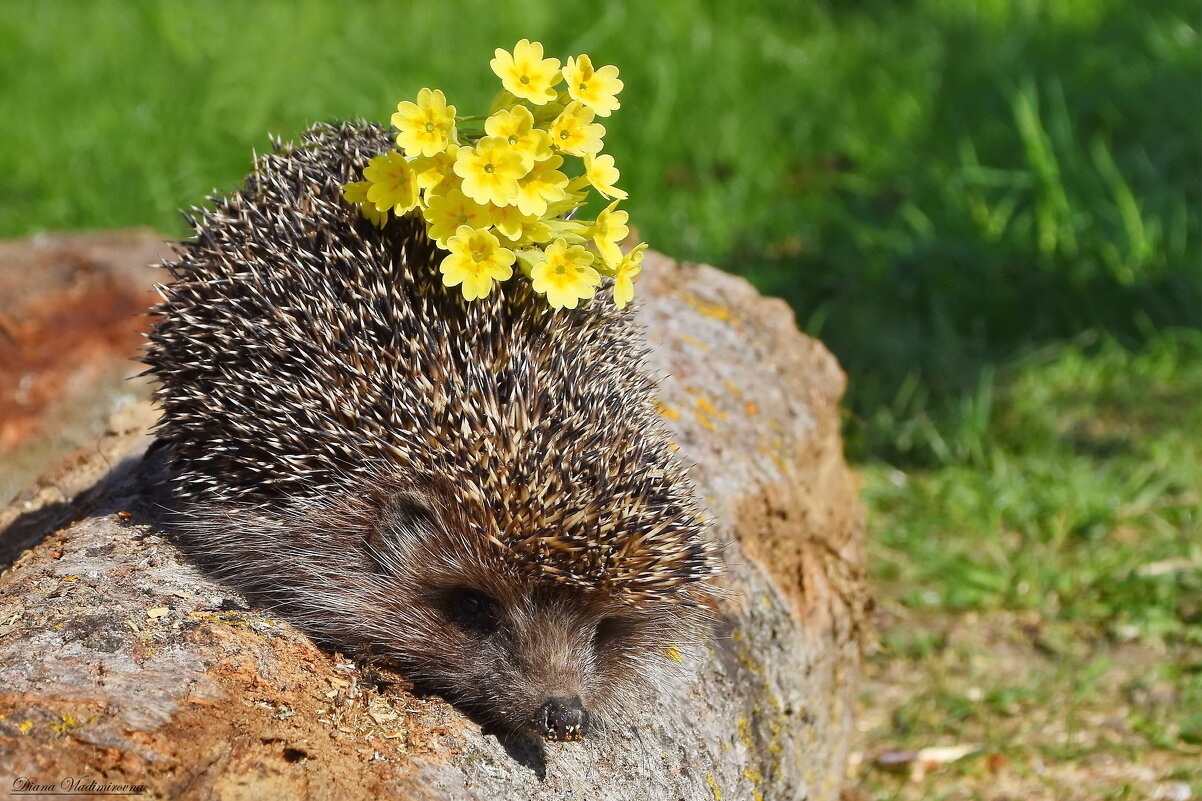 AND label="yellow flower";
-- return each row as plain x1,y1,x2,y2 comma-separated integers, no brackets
453,136,528,207
530,238,601,309
424,187,492,247
484,106,552,169
362,150,420,214
411,144,459,194
490,39,561,105
562,54,623,117
392,88,458,158
342,180,388,228
548,101,605,157
488,203,537,242
440,225,515,301
582,153,627,200
612,242,647,310
514,154,569,217
591,200,629,269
